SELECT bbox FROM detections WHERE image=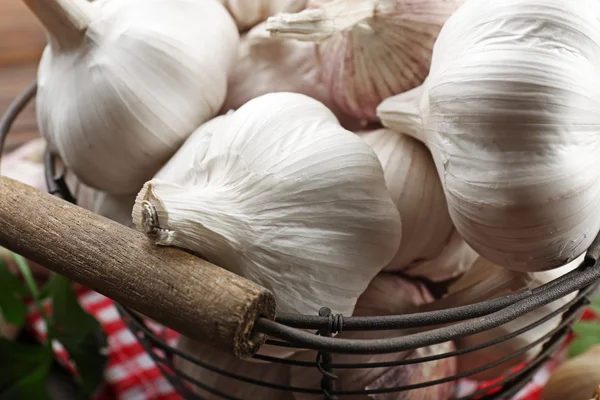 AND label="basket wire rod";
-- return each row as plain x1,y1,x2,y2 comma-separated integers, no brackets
455,331,568,400
320,303,582,396
121,310,224,400
255,258,600,355
0,80,37,172
272,252,593,332
115,304,326,395
116,294,585,397
252,288,591,369
274,289,533,331
316,308,338,400
156,363,208,400
44,151,76,204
